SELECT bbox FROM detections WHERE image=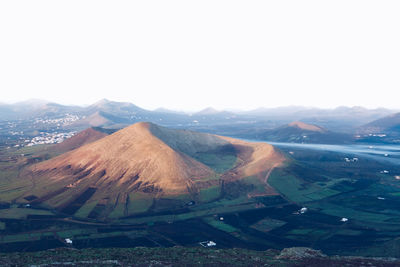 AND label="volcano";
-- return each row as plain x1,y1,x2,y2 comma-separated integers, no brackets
18,122,284,219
